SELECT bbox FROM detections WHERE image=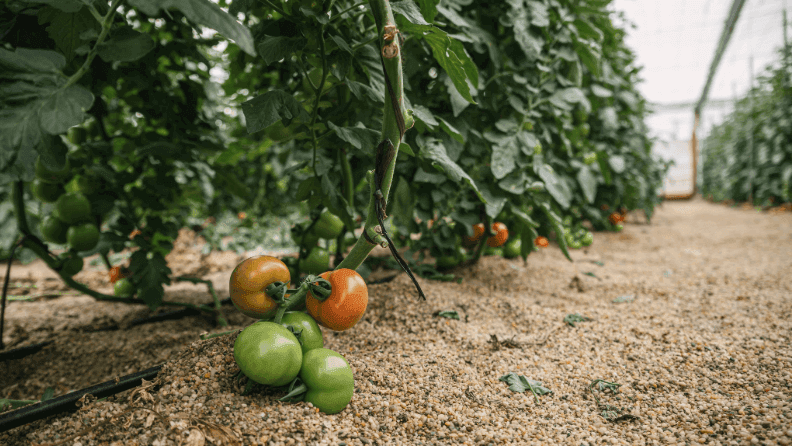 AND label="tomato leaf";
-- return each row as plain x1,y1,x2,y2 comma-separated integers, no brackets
256,36,306,66
127,0,256,56
576,165,597,204
241,90,310,134
539,202,572,262
416,135,485,203
97,26,156,62
434,310,460,320
328,122,380,153
37,5,100,63
499,373,552,398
